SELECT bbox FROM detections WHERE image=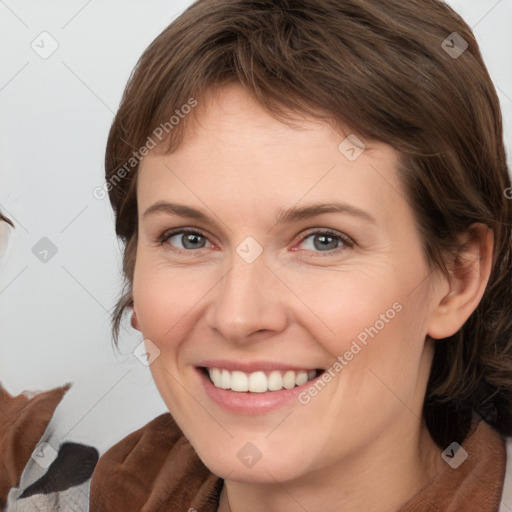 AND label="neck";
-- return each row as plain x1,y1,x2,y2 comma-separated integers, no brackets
218,417,444,512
